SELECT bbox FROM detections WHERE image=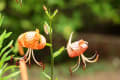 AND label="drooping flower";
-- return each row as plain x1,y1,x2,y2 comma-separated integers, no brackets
67,32,99,72
17,29,46,67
